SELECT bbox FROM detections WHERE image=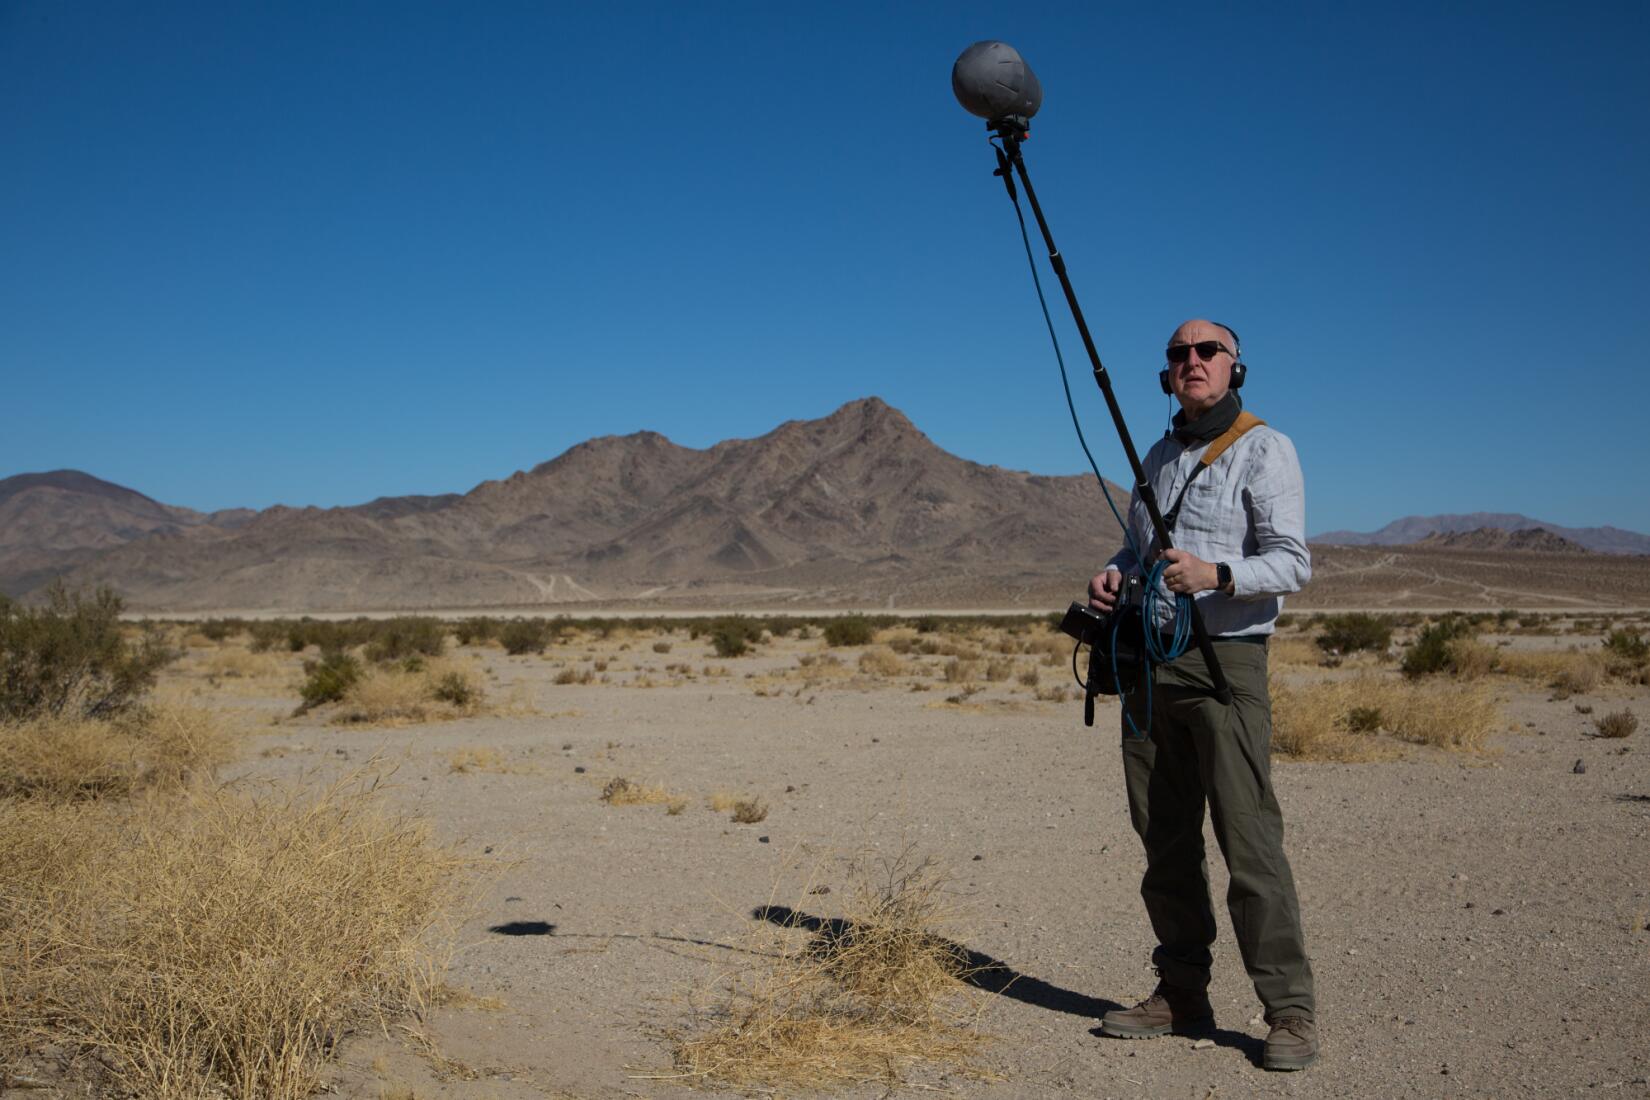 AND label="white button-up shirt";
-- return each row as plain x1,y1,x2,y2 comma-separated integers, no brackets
1105,423,1310,637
